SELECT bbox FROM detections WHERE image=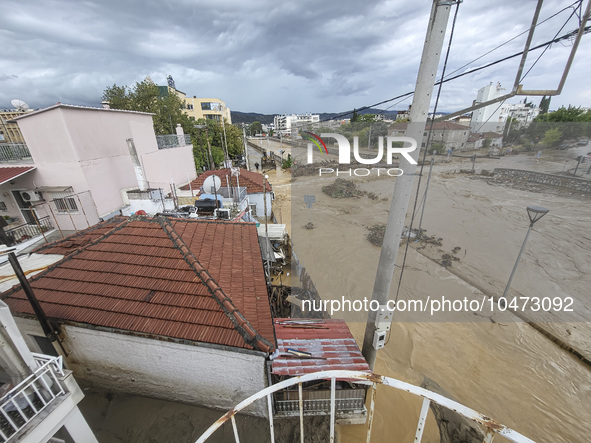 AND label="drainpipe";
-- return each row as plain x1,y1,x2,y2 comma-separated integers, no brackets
7,253,67,355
